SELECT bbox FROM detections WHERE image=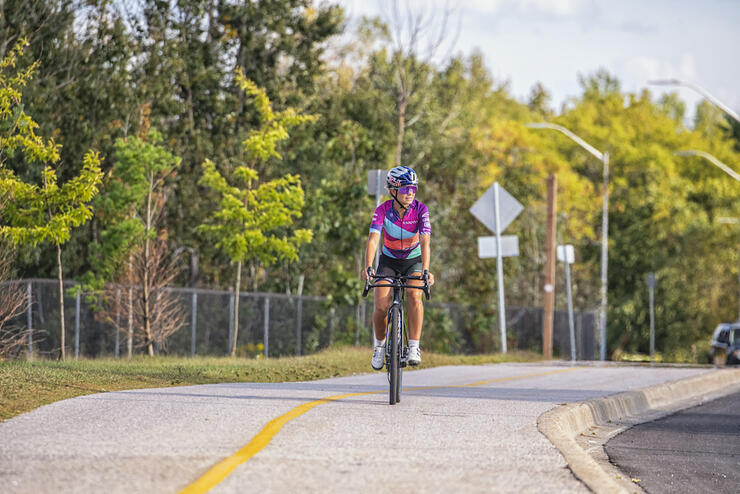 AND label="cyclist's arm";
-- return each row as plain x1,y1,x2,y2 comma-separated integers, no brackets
420,234,434,285
364,232,381,279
